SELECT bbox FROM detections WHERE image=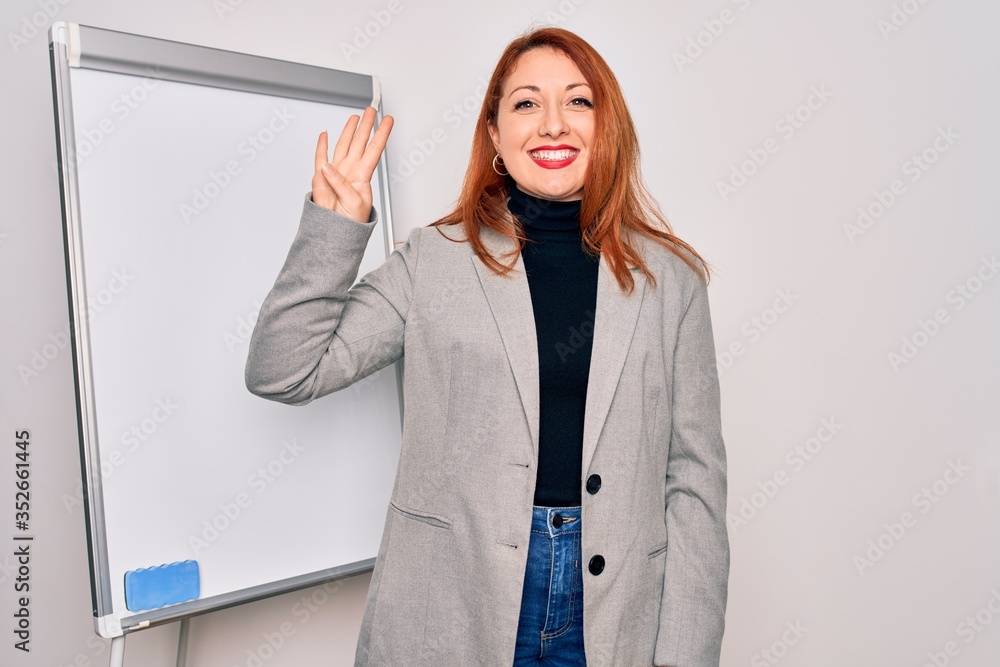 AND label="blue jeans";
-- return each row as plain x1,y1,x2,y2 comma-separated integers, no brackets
513,505,587,666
